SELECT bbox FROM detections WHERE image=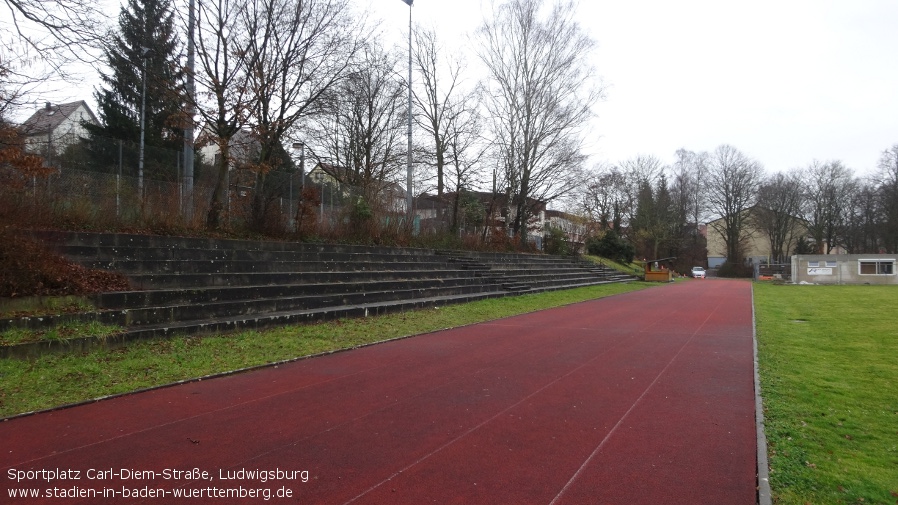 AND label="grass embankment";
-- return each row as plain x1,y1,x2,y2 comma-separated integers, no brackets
583,255,642,276
754,283,898,505
0,282,649,418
